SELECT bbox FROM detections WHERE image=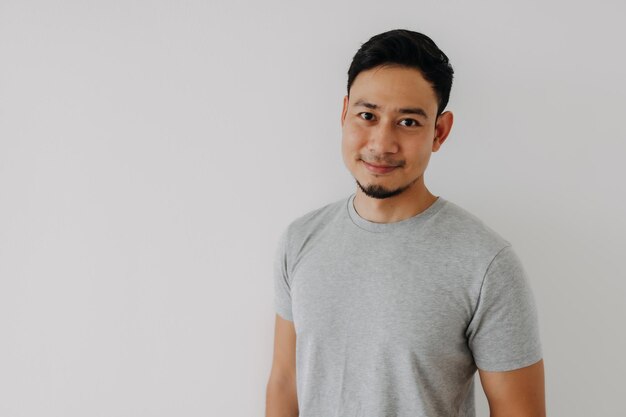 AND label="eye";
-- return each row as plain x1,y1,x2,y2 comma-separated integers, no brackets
358,112,375,121
399,118,421,127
